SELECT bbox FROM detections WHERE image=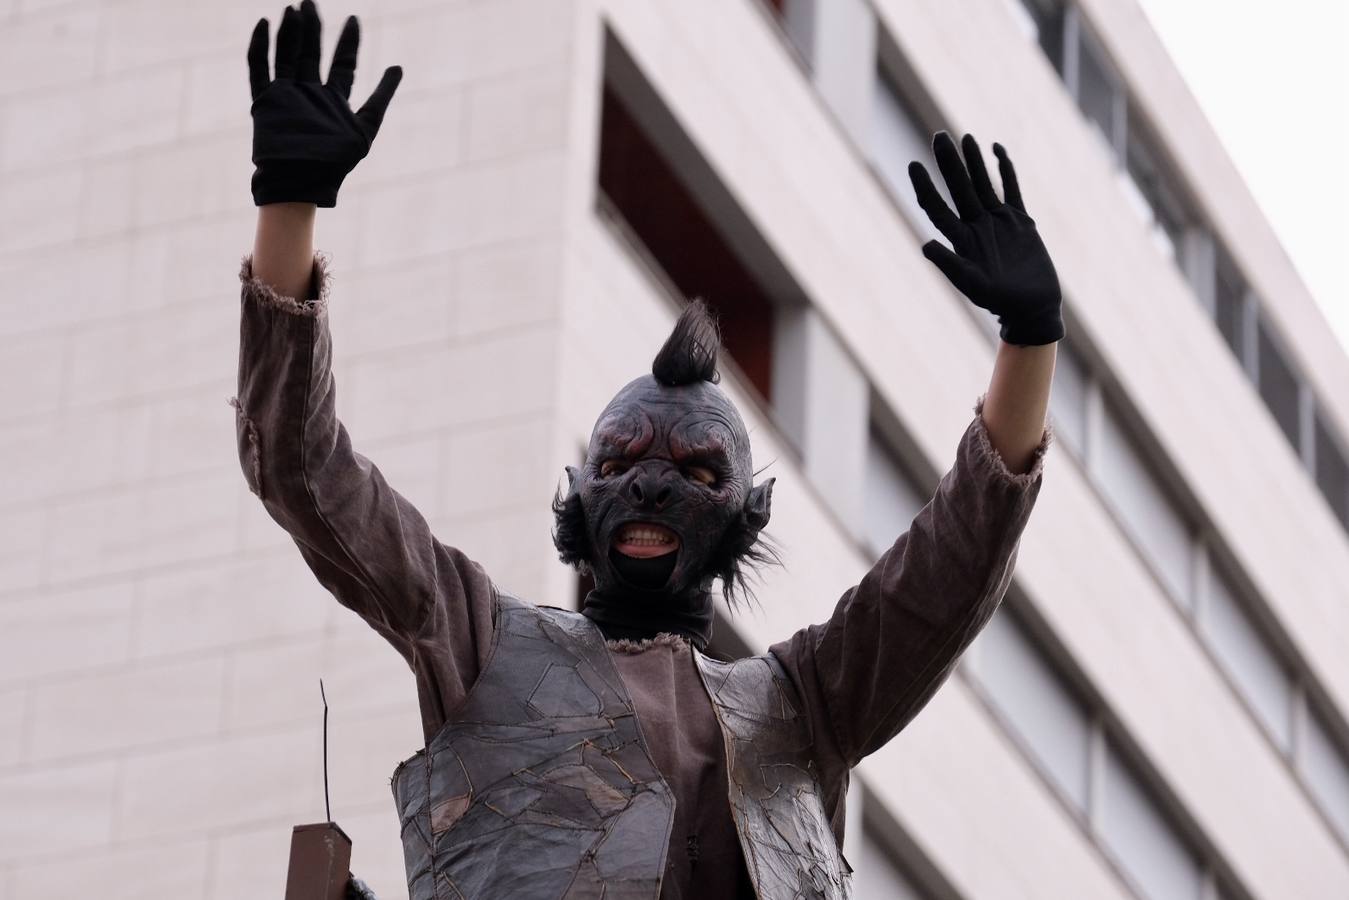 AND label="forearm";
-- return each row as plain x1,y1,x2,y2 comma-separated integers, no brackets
252,202,318,301
982,340,1056,474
